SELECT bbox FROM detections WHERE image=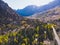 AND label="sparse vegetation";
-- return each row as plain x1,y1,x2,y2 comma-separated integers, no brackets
0,20,55,45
